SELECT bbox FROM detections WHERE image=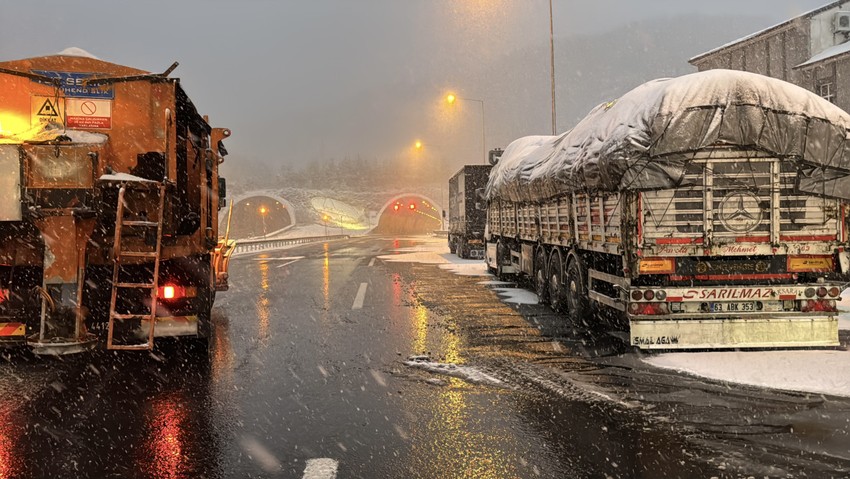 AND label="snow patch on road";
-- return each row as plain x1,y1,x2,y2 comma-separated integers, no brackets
837,288,850,330
404,357,505,388
492,287,539,305
378,237,490,276
645,350,850,398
